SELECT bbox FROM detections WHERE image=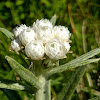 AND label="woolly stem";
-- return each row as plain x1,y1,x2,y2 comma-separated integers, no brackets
34,61,51,100
35,75,51,100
